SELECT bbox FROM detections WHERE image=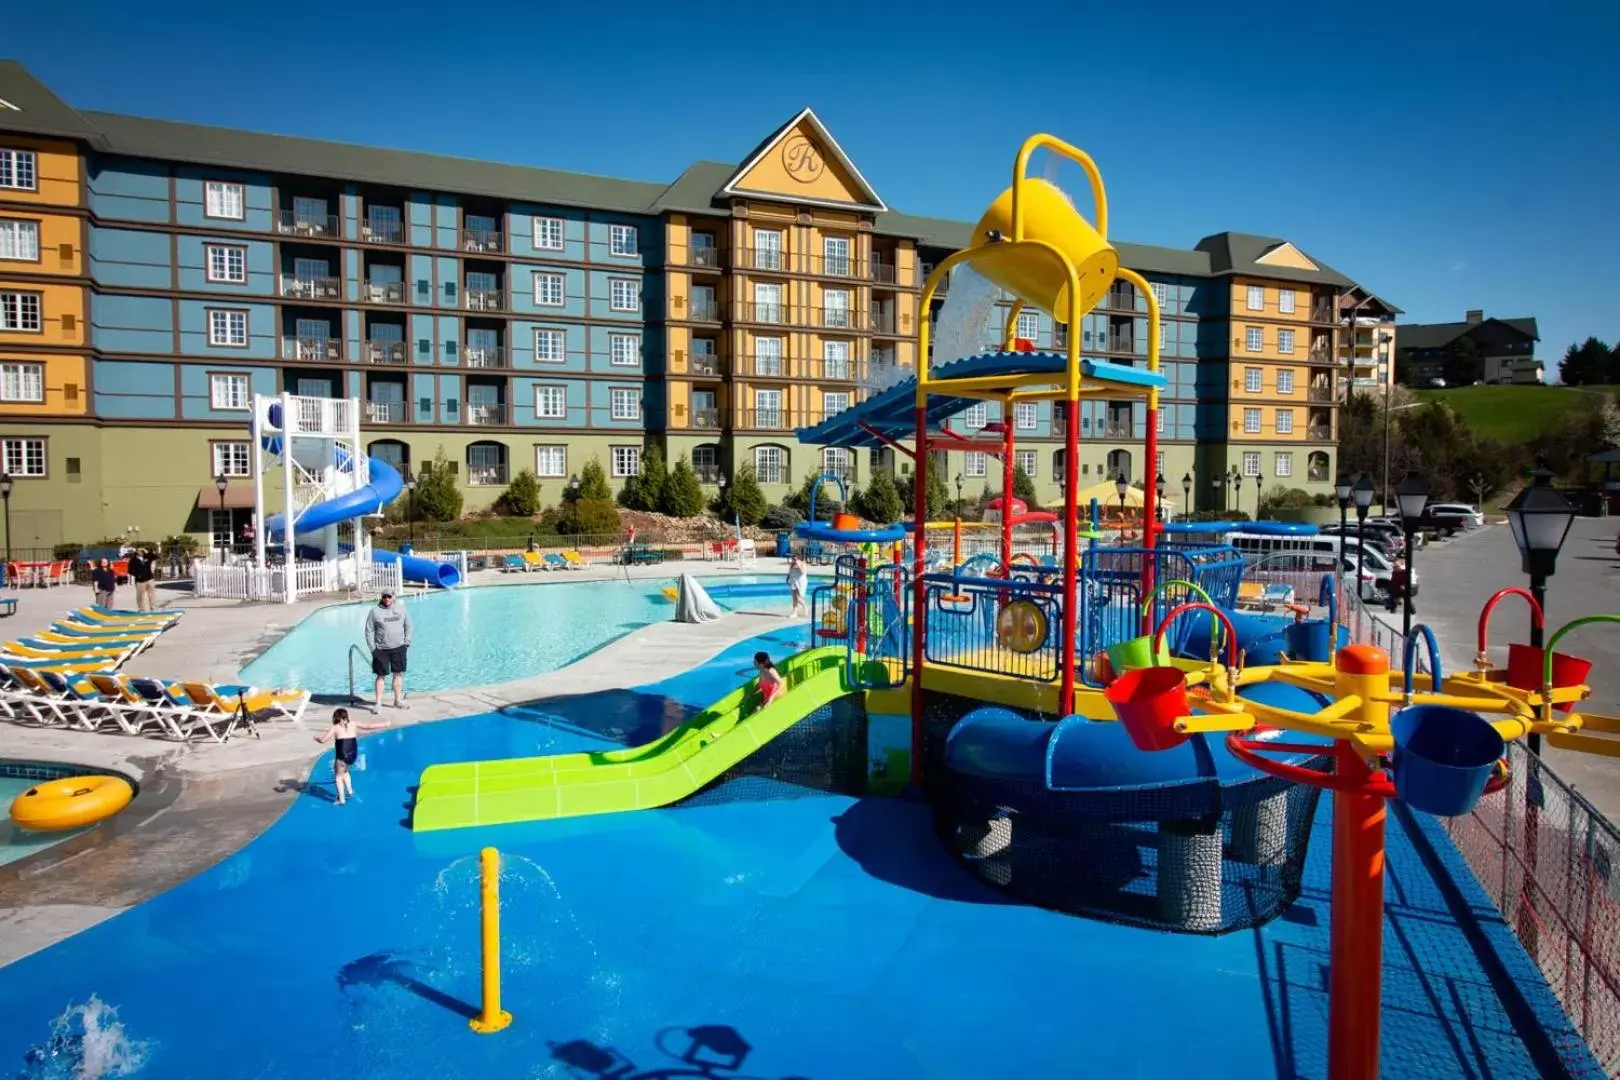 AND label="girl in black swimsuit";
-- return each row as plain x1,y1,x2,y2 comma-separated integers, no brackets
313,708,390,805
